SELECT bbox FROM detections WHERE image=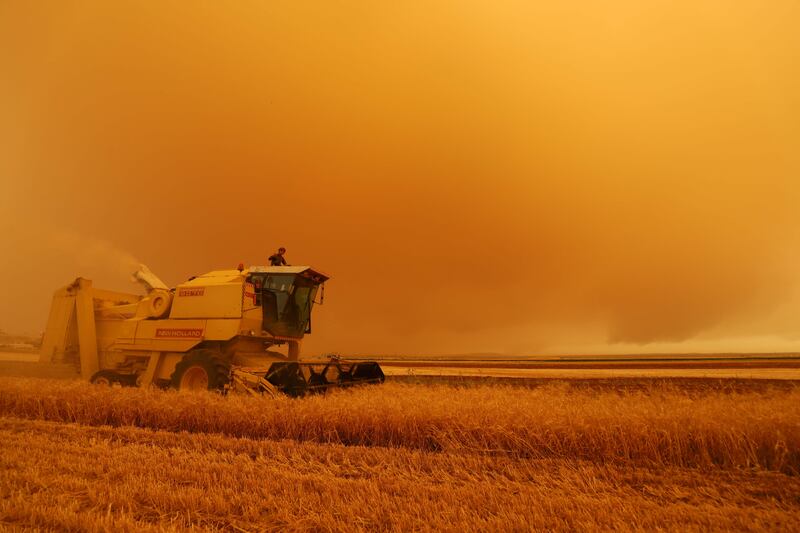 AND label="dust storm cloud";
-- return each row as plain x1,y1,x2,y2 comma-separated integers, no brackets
1,2,799,354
